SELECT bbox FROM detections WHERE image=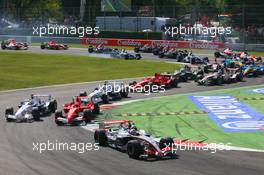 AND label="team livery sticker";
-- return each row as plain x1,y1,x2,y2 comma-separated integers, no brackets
189,95,264,132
